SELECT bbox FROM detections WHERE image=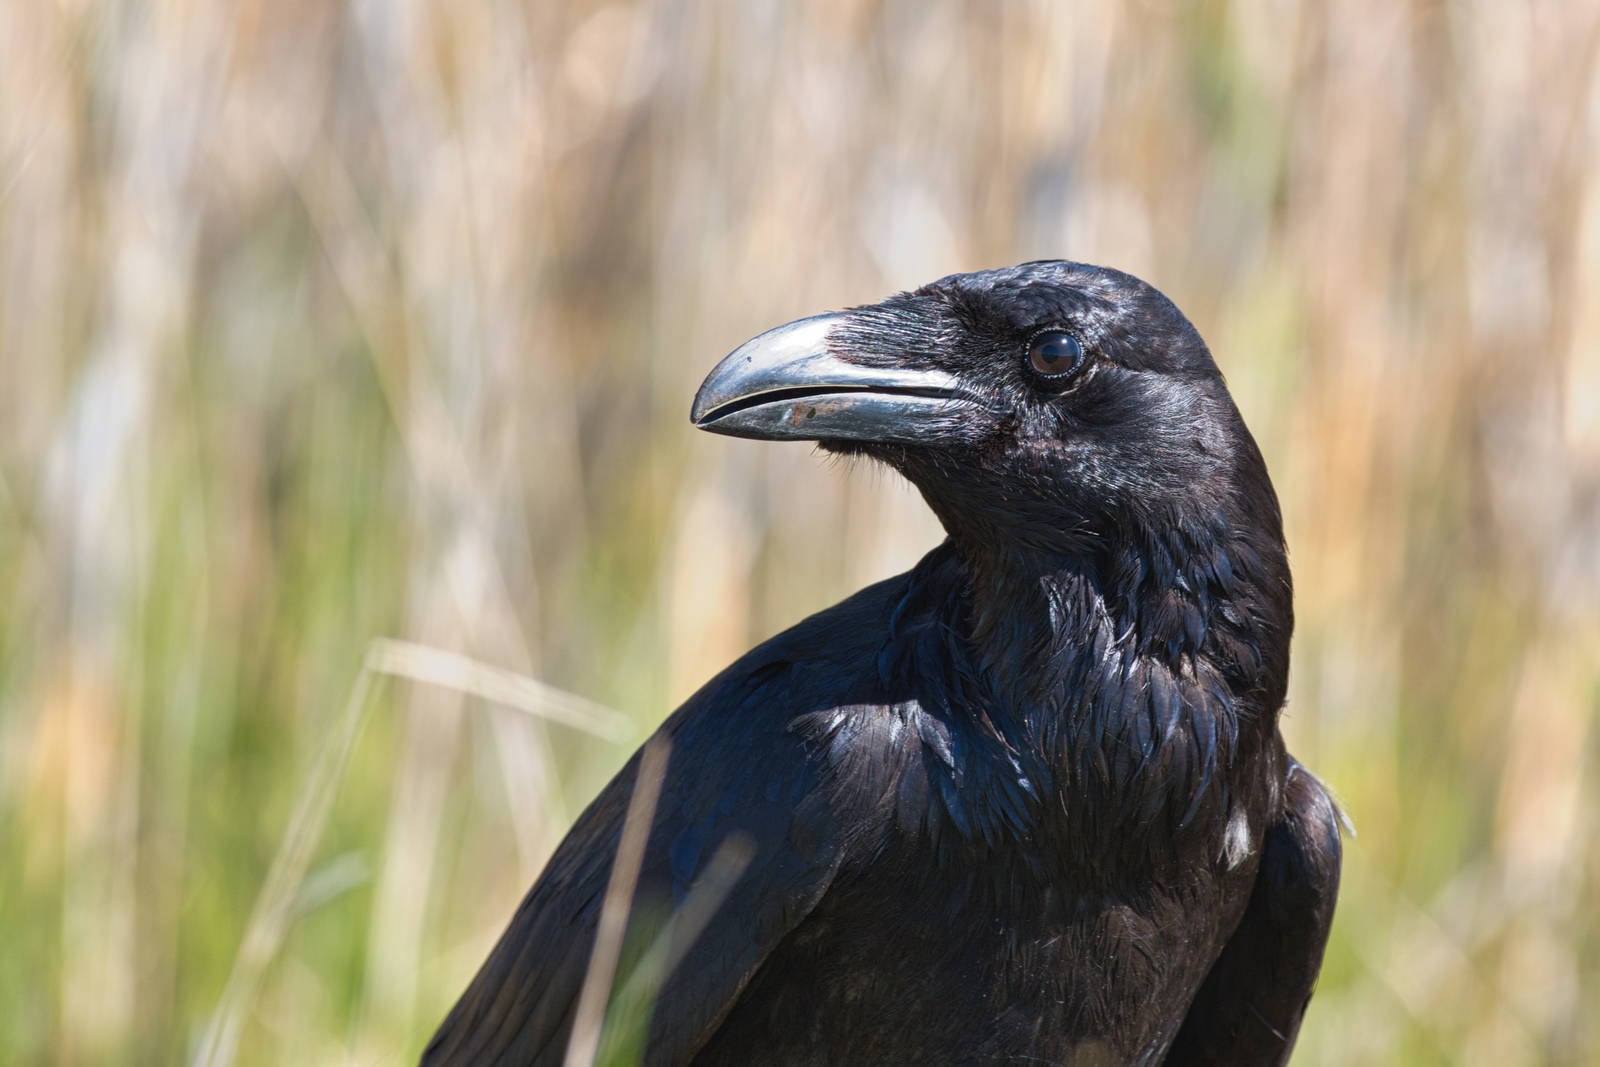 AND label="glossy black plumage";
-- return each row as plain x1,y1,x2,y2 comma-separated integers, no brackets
424,262,1341,1066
